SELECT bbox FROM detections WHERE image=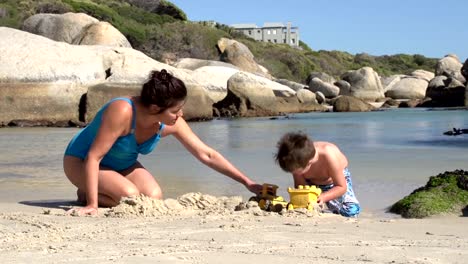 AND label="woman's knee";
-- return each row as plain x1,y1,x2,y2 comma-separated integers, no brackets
121,186,140,197
145,187,162,199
